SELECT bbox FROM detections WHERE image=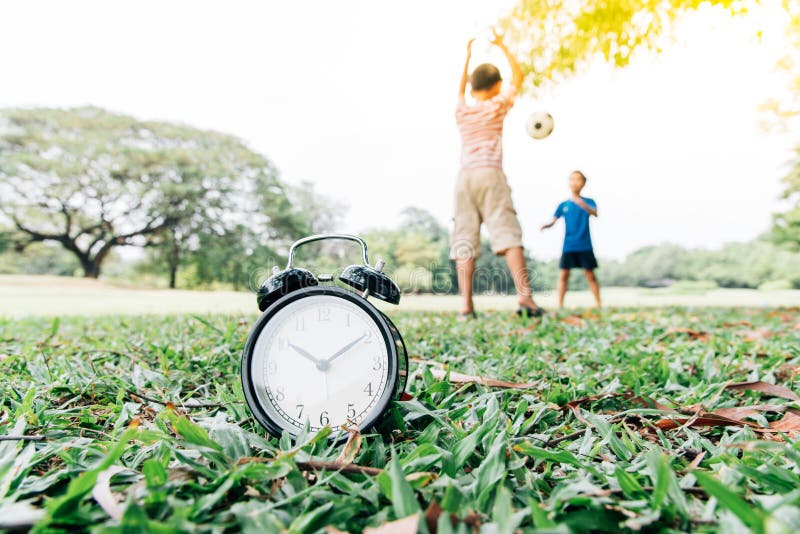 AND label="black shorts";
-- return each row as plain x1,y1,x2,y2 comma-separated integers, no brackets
559,250,598,270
